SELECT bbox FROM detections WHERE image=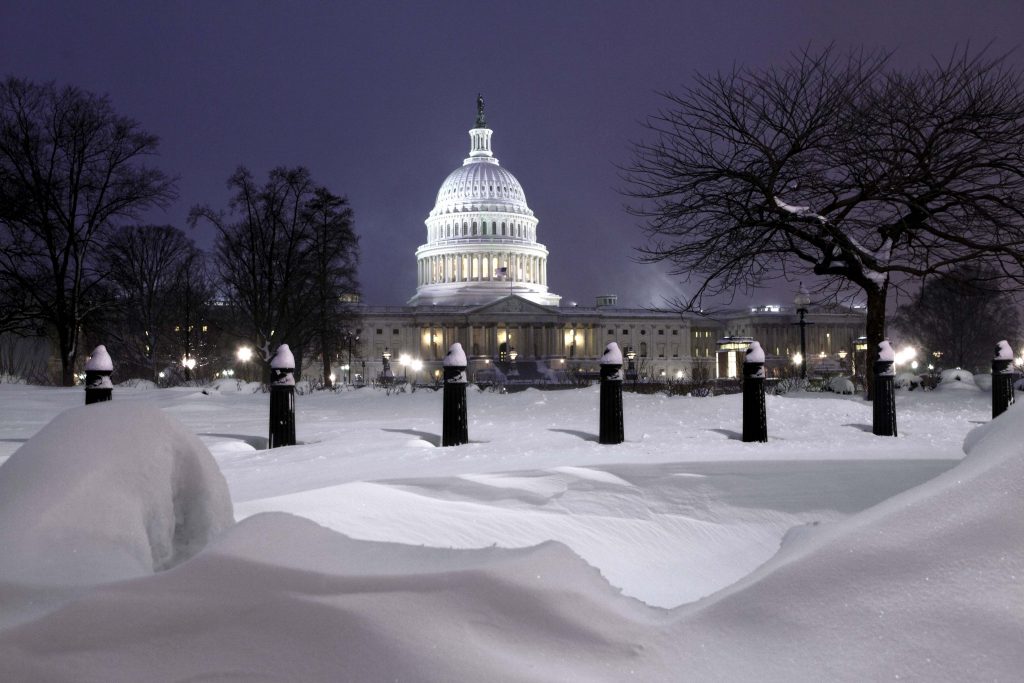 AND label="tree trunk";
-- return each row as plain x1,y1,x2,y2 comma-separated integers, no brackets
864,283,888,401
293,347,303,382
58,326,76,387
321,333,334,389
